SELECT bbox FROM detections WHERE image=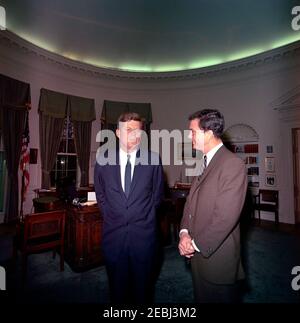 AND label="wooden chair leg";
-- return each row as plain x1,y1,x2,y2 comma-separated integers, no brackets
258,210,261,224
275,212,279,226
